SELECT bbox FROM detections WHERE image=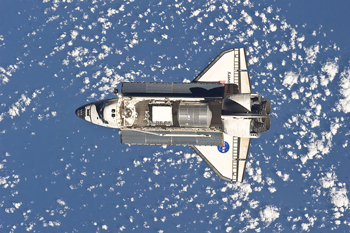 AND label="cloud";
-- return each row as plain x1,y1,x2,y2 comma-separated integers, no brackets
259,205,280,226
282,71,299,90
330,187,349,209
337,65,350,113
321,58,339,82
